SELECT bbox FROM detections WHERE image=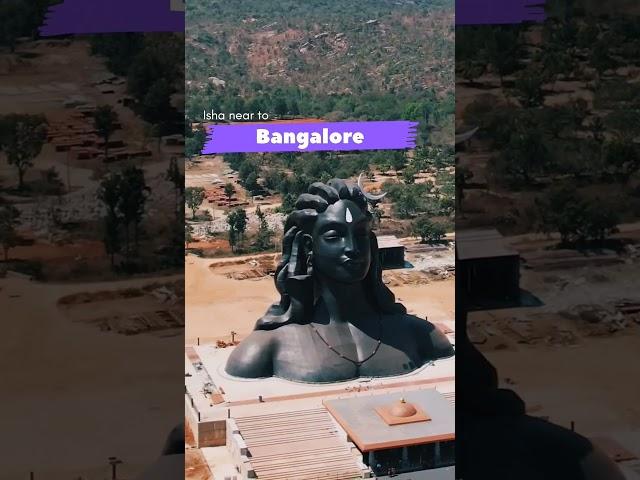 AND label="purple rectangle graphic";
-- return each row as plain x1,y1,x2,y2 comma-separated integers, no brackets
456,0,546,25
38,0,543,35
201,122,418,154
39,0,184,36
